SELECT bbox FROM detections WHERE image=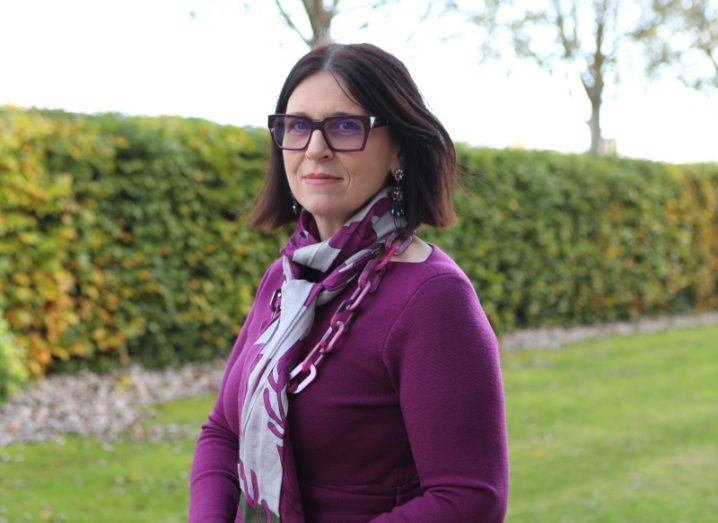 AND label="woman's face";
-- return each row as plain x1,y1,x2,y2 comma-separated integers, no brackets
283,71,400,239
